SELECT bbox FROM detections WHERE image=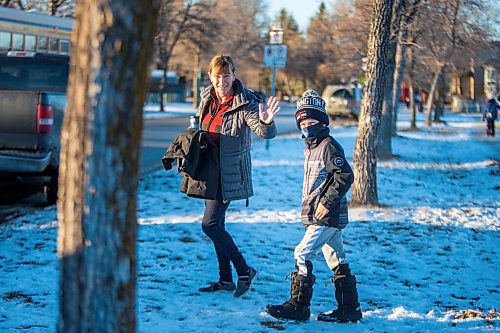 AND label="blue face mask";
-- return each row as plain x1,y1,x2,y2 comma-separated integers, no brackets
301,123,324,138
